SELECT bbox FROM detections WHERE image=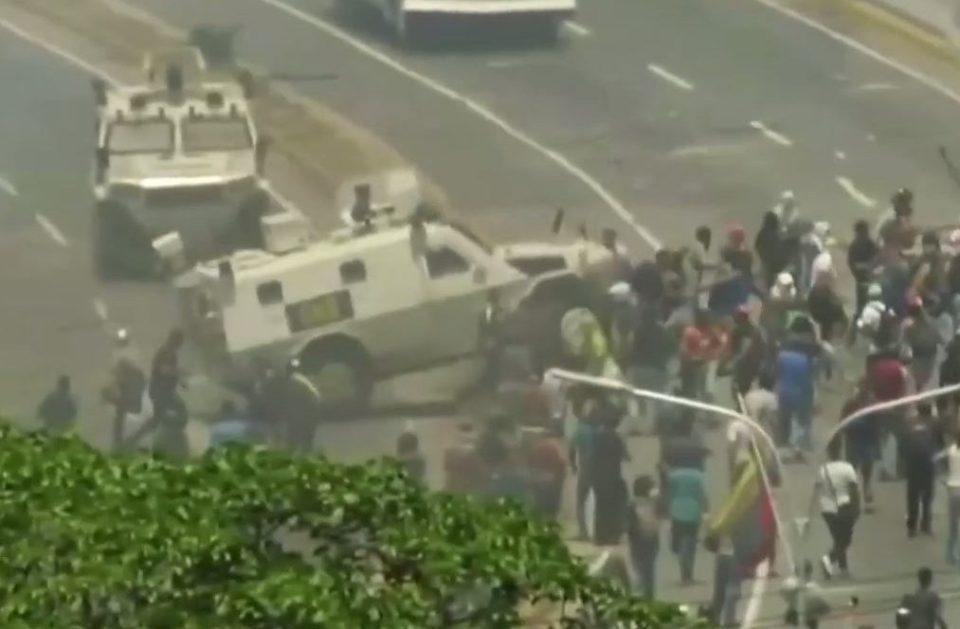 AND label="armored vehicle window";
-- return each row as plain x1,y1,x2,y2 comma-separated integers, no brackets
256,280,284,305
182,118,252,153
426,247,470,278
339,260,367,284
506,256,567,276
107,119,174,154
